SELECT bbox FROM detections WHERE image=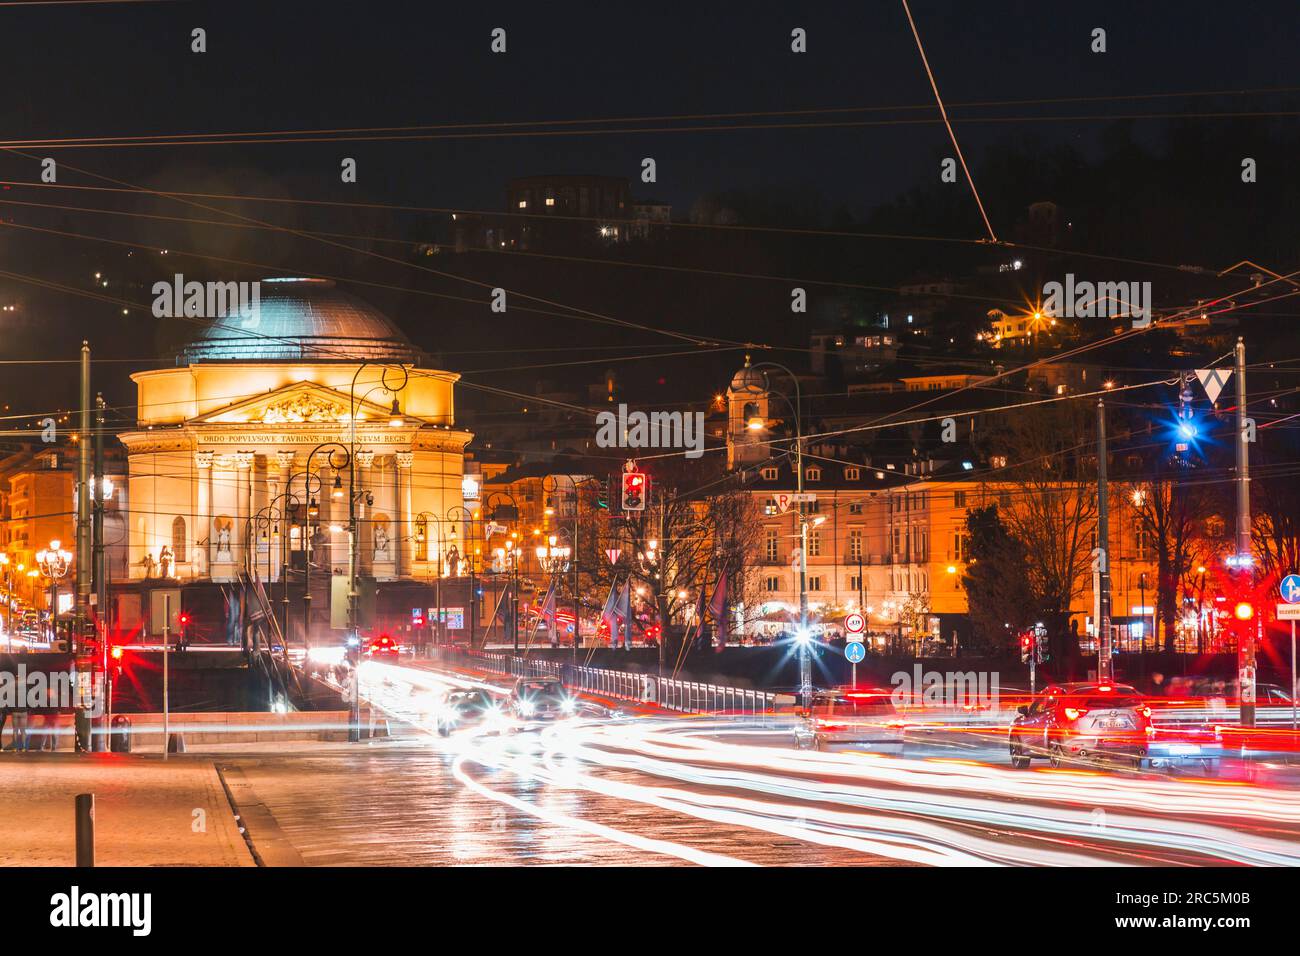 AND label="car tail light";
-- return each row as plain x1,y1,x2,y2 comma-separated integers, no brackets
816,720,848,731
1064,707,1088,721
1141,706,1152,718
